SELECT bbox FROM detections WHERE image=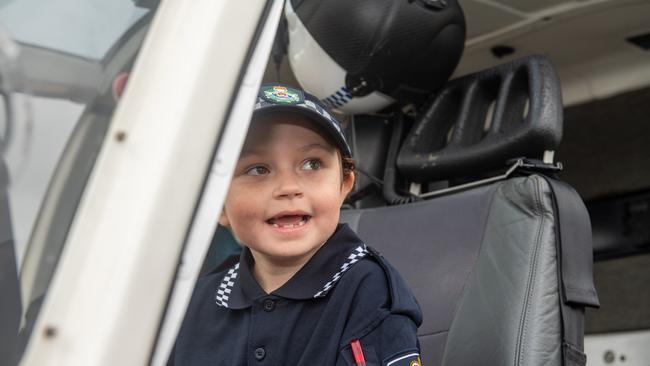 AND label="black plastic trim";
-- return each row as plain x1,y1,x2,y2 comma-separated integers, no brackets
397,55,563,182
